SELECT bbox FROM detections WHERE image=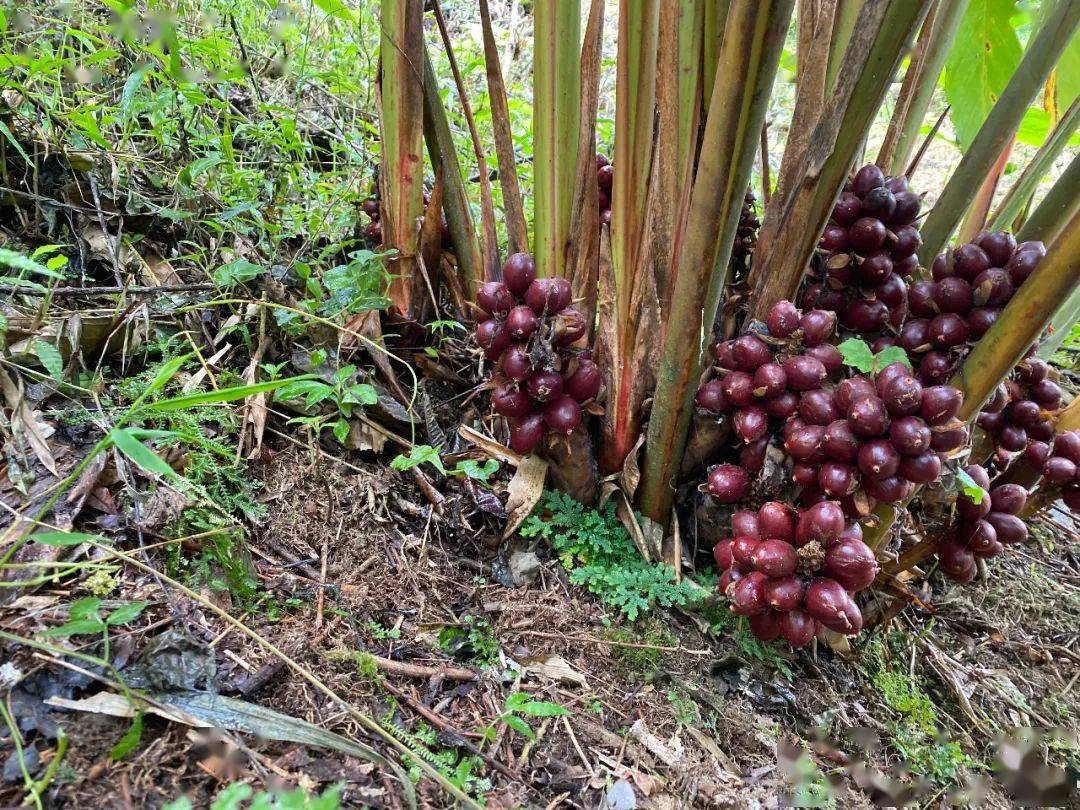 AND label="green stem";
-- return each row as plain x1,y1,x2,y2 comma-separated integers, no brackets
1016,148,1080,246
